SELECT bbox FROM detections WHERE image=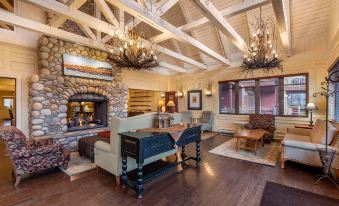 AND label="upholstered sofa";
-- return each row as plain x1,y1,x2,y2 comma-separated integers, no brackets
281,119,339,171
0,126,70,186
94,112,181,185
244,114,276,143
